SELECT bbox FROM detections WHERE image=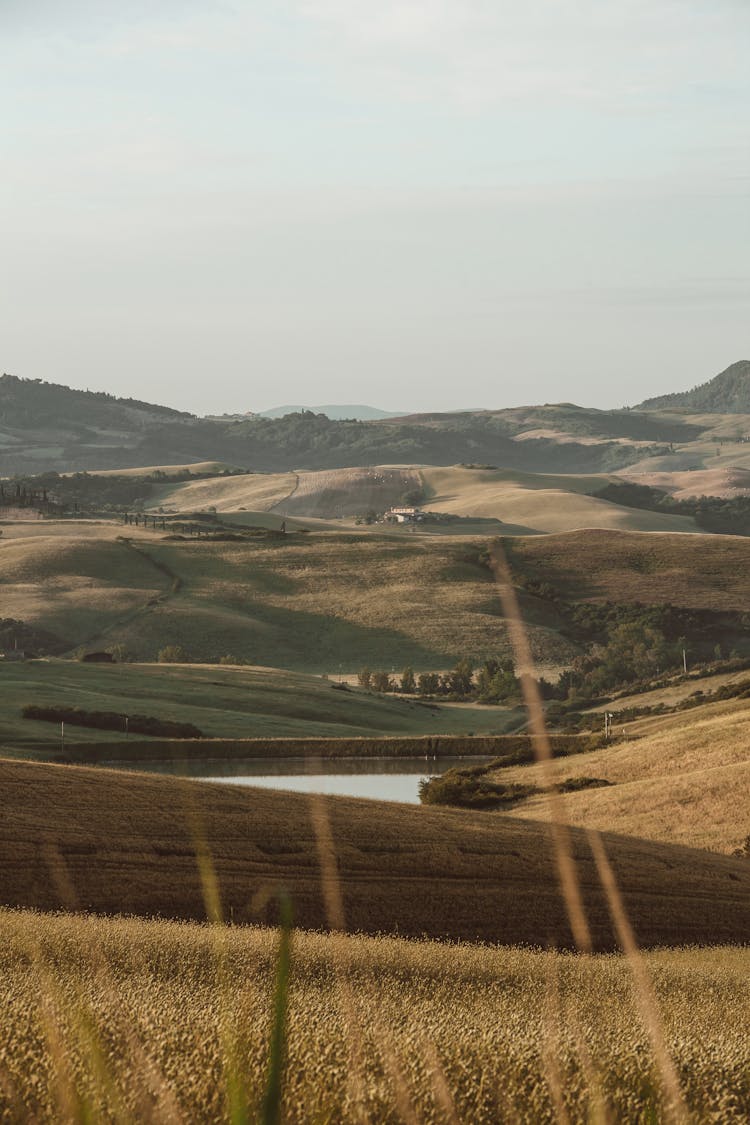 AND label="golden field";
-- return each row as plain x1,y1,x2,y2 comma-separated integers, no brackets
4,520,750,673
0,909,748,1123
418,465,700,534
145,462,703,535
493,694,750,854
0,522,576,669
1,757,748,948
